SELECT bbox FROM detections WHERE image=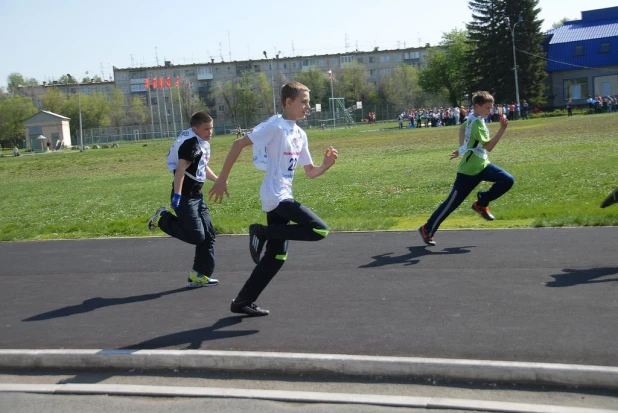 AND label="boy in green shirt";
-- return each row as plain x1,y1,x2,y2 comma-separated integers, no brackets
419,91,514,246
